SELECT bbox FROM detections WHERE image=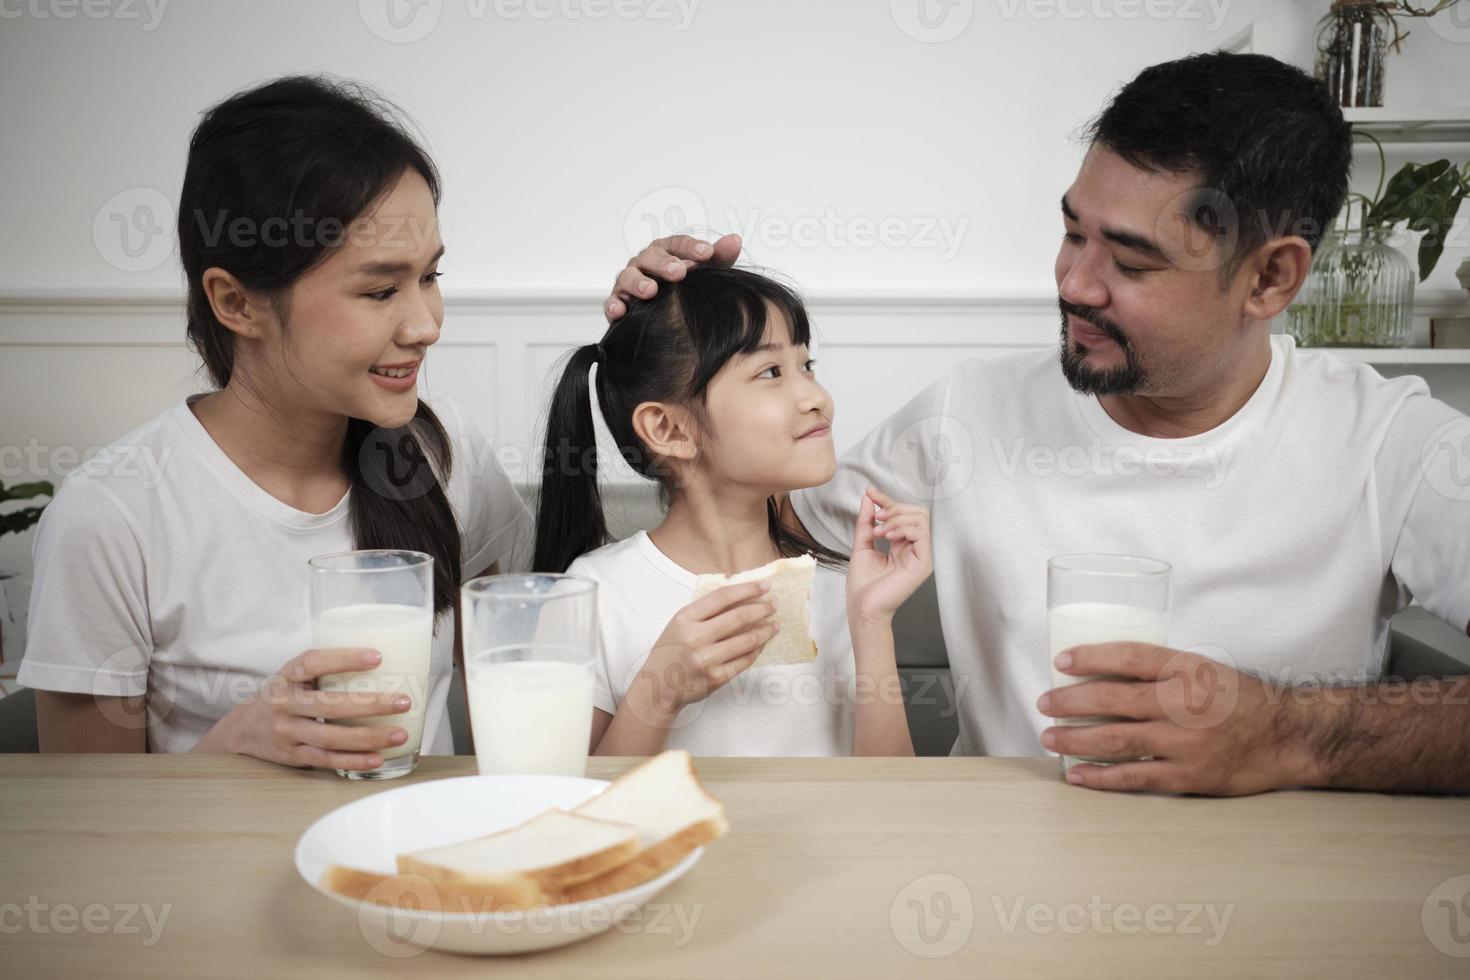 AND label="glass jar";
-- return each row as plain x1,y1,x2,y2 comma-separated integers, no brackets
1314,0,1394,108
1286,227,1414,348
